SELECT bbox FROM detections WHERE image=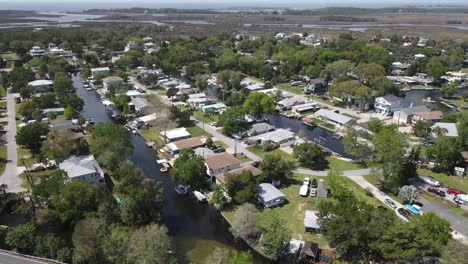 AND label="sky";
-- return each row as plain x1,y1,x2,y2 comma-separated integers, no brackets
0,0,467,11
